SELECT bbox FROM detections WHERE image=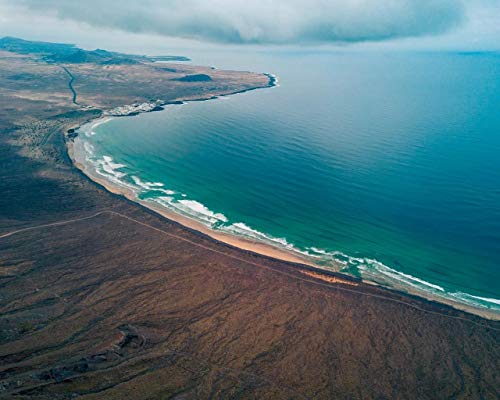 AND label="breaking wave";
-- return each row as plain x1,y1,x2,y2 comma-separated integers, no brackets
131,175,165,189
80,117,114,137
